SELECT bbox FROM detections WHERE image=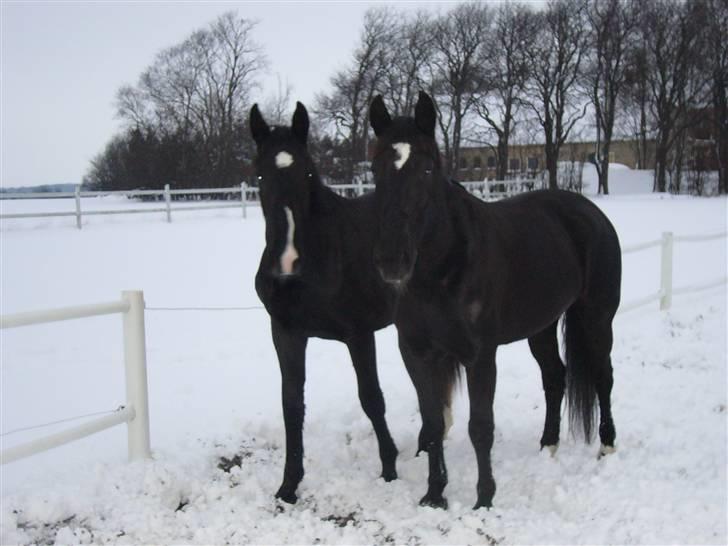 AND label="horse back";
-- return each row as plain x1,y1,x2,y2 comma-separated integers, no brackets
451,188,621,343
